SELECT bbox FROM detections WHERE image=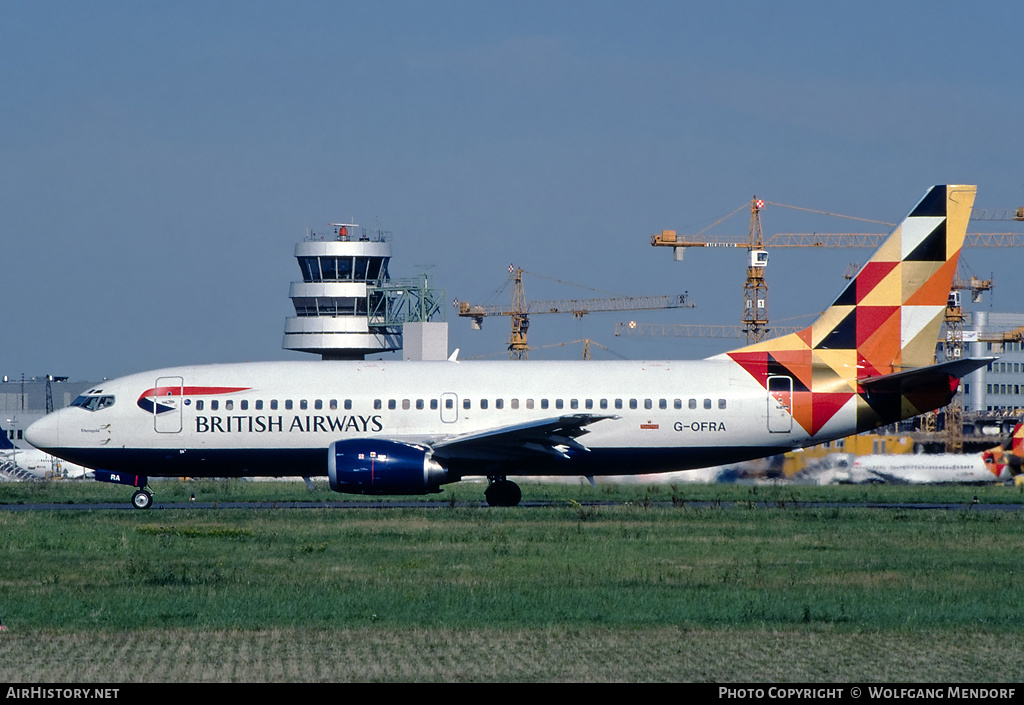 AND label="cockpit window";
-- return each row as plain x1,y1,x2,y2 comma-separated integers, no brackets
71,395,116,411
